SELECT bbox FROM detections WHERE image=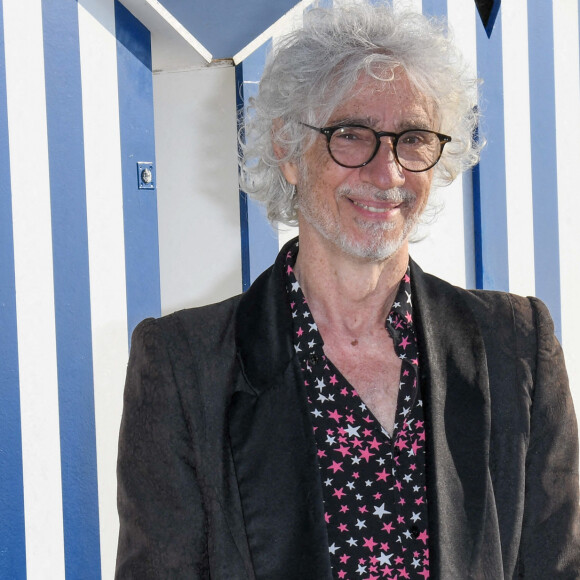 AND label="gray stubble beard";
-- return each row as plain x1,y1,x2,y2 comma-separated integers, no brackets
297,183,420,262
